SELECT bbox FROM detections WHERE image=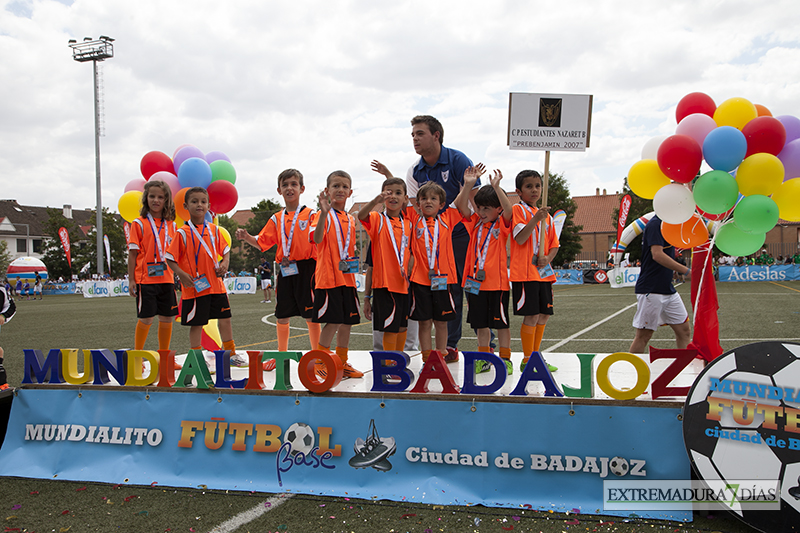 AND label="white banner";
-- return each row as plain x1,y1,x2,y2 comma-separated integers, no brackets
608,267,640,288
81,279,129,298
224,276,257,294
